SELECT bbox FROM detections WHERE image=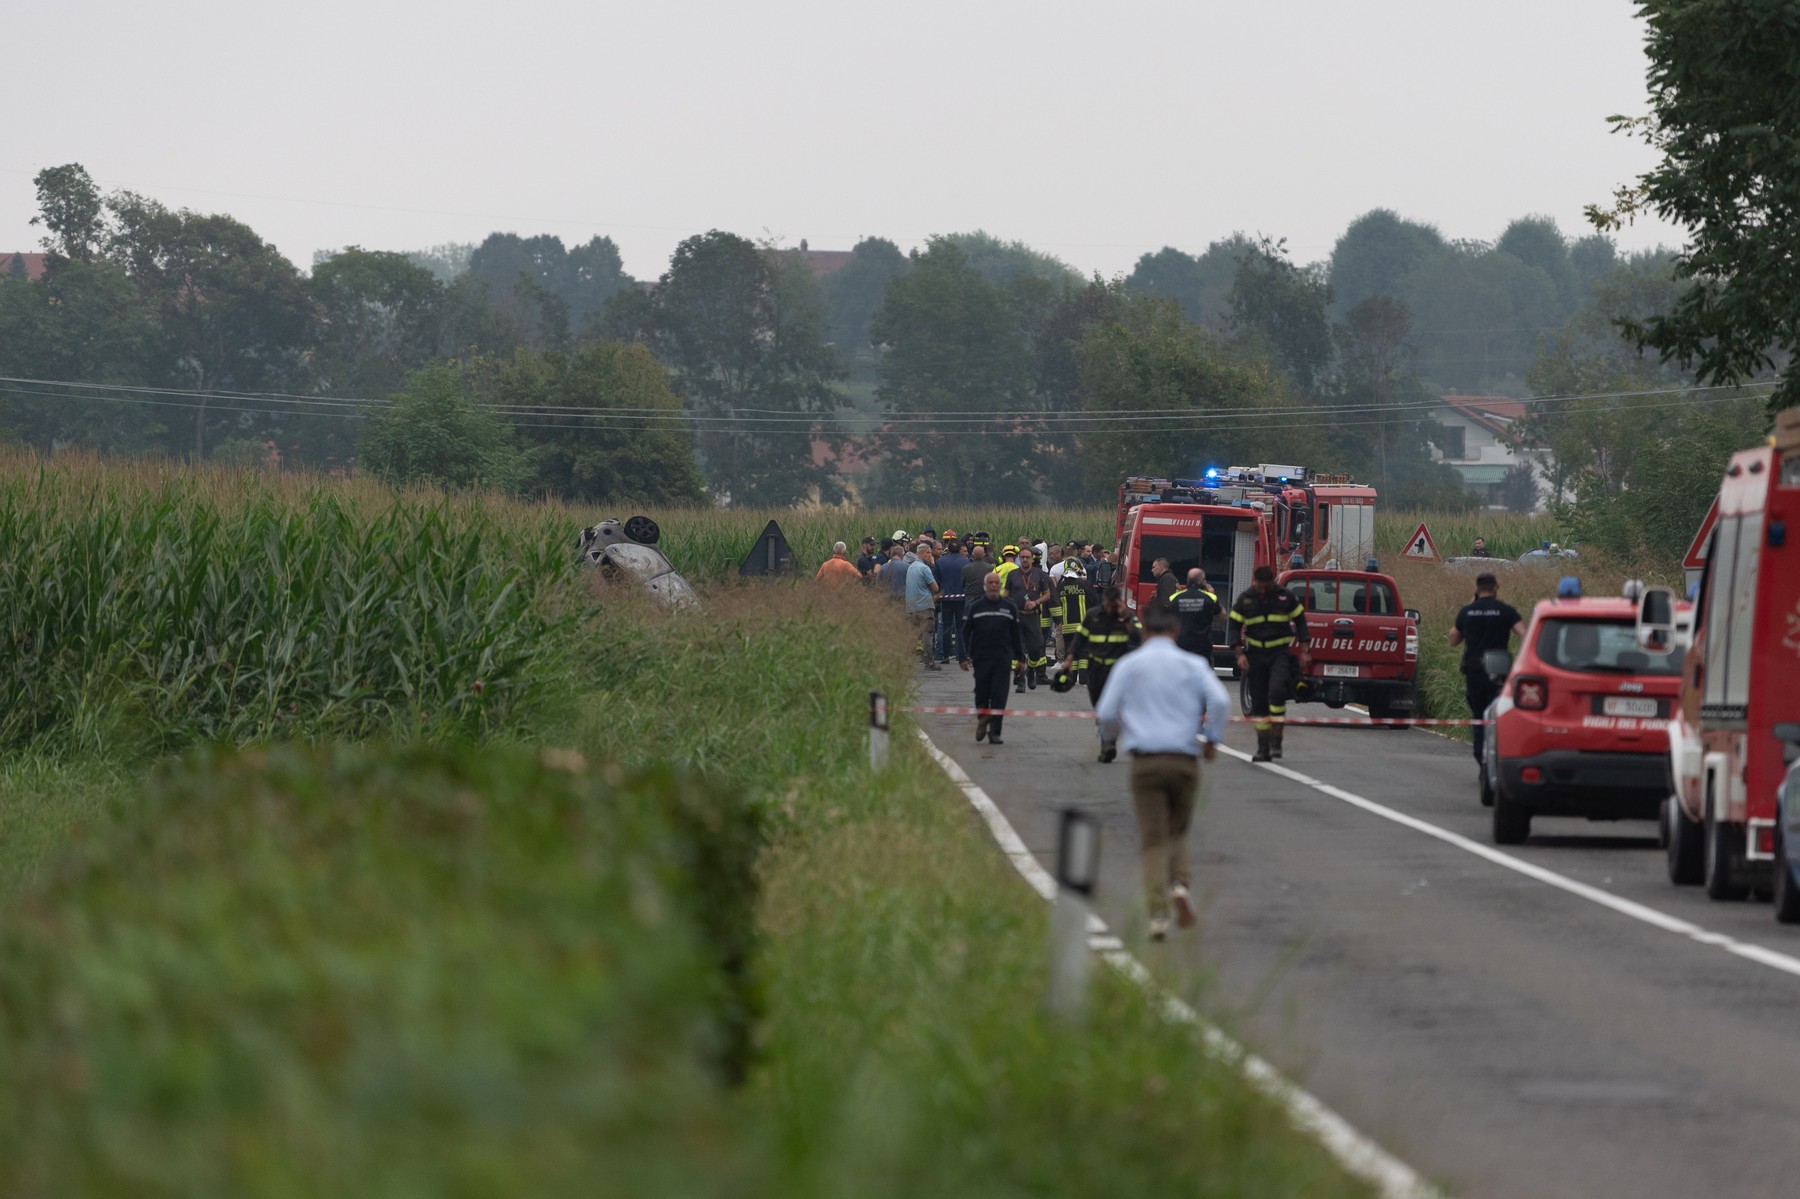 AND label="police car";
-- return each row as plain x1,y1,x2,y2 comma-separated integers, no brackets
1479,579,1685,845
